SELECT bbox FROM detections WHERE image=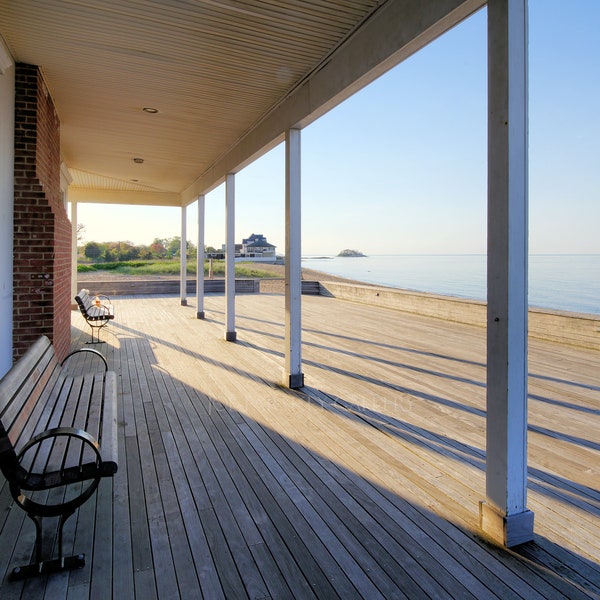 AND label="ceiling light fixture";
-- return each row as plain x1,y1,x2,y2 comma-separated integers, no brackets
133,157,144,164
142,107,158,113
